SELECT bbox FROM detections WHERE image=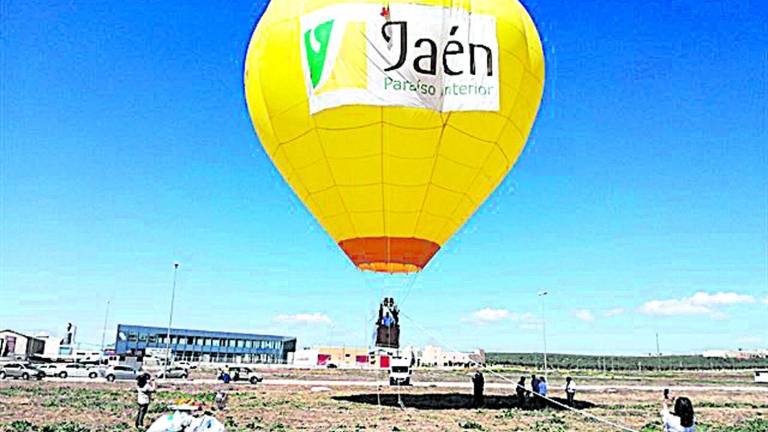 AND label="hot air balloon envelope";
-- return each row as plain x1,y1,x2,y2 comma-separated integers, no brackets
245,0,544,273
